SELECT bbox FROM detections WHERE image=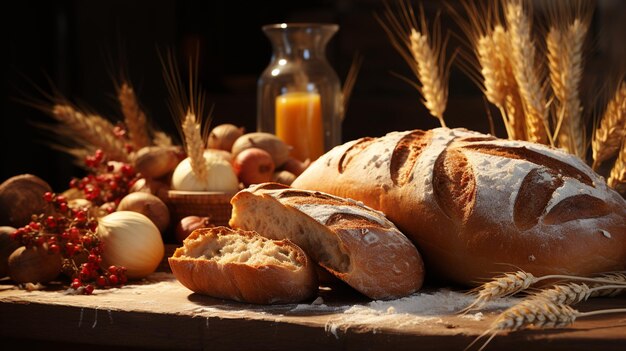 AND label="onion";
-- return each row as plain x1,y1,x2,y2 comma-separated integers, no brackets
175,216,212,243
171,153,239,192
272,170,296,186
207,124,245,151
233,148,275,186
282,157,311,176
117,192,170,233
98,211,164,279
